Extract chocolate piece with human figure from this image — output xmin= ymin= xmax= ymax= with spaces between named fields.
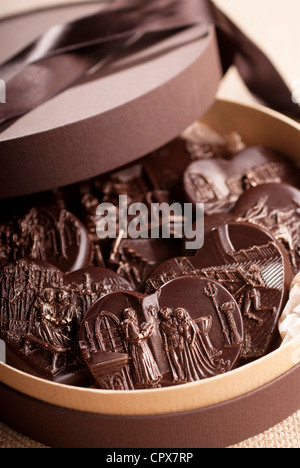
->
xmin=0 ymin=259 xmax=133 ymax=385
xmin=78 ymin=276 xmax=243 ymax=390
xmin=145 ymin=222 xmax=293 ymax=360
xmin=183 ymin=146 xmax=300 ymax=214
xmin=203 ymin=183 xmax=300 ymax=276
xmin=0 ymin=206 xmax=91 ymax=273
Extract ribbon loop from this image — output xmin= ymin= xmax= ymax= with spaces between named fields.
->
xmin=0 ymin=0 xmax=299 ymax=127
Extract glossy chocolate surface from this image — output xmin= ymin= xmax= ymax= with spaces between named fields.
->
xmin=0 ymin=134 xmax=297 ymax=388
xmin=145 ymin=222 xmax=293 ymax=359
xmin=0 ymin=259 xmax=133 ymax=383
xmin=79 ymin=276 xmax=243 ymax=390
xmin=0 ymin=206 xmax=91 ymax=273
xmin=183 ymin=146 xmax=300 ymax=214
xmin=204 ymin=183 xmax=300 ymax=276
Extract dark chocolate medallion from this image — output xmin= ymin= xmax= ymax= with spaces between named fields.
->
xmin=183 ymin=146 xmax=300 ymax=214
xmin=0 ymin=206 xmax=91 ymax=273
xmin=145 ymin=222 xmax=293 ymax=359
xmin=204 ymin=183 xmax=300 ymax=276
xmin=78 ymin=276 xmax=243 ymax=390
xmin=0 ymin=259 xmax=133 ymax=384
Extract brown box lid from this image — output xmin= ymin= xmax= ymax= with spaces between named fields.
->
xmin=0 ymin=3 xmax=222 ymax=198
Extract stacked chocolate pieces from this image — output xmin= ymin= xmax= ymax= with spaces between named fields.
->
xmin=0 ymin=126 xmax=298 ymax=390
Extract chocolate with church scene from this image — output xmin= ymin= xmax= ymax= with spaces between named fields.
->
xmin=0 ymin=124 xmax=298 ymax=388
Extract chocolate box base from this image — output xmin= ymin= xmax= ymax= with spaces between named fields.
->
xmin=0 ymin=99 xmax=300 ymax=448
xmin=1 ymin=364 xmax=300 ymax=449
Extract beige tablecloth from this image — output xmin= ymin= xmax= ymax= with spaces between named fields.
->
xmin=0 ymin=0 xmax=299 ymax=449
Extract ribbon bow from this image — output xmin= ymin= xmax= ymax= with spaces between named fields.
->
xmin=0 ymin=0 xmax=299 ymax=126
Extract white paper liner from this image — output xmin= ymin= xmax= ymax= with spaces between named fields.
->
xmin=279 ymin=273 xmax=300 ymax=346
xmin=181 ymin=121 xmax=246 ymax=155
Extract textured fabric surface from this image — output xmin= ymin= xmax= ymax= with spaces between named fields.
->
xmin=0 ymin=422 xmax=48 ymax=448
xmin=0 ymin=410 xmax=299 ymax=448
xmin=230 ymin=410 xmax=300 ymax=449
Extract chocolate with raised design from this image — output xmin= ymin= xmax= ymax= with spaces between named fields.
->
xmin=203 ymin=183 xmax=300 ymax=276
xmin=0 ymin=259 xmax=133 ymax=384
xmin=145 ymin=222 xmax=293 ymax=360
xmin=0 ymin=206 xmax=91 ymax=273
xmin=108 ymin=237 xmax=182 ymax=290
xmin=78 ymin=276 xmax=243 ymax=390
xmin=183 ymin=146 xmax=300 ymax=214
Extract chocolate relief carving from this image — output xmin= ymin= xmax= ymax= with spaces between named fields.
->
xmin=0 ymin=206 xmax=91 ymax=273
xmin=159 ymin=304 xmax=231 ymax=384
xmin=204 ymin=183 xmax=300 ymax=276
xmin=0 ymin=261 xmax=65 ymax=345
xmin=79 ymin=292 xmax=163 ymax=390
xmin=145 ymin=223 xmax=292 ymax=359
xmin=120 ymin=308 xmax=162 ymax=389
xmin=0 ymin=137 xmax=297 ymax=390
xmin=183 ymin=147 xmax=300 ymax=214
xmin=0 ymin=259 xmax=133 ymax=382
xmin=22 ymin=286 xmax=78 ymax=375
xmin=156 ymin=277 xmax=243 ymax=383
xmin=79 ymin=277 xmax=243 ymax=389
xmin=238 ymin=194 xmax=300 ymax=275
xmin=108 ymin=237 xmax=181 ymax=289
xmin=0 ymin=260 xmax=79 ymax=380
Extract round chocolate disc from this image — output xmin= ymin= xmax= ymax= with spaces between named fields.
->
xmin=183 ymin=146 xmax=300 ymax=214
xmin=145 ymin=222 xmax=293 ymax=360
xmin=78 ymin=276 xmax=243 ymax=390
xmin=204 ymin=183 xmax=300 ymax=276
xmin=0 ymin=206 xmax=91 ymax=273
xmin=0 ymin=259 xmax=133 ymax=384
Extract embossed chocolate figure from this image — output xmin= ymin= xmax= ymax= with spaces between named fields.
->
xmin=20 ymin=208 xmax=47 ymax=260
xmin=219 ymin=303 xmax=242 ymax=347
xmin=183 ymin=147 xmax=300 ymax=214
xmin=120 ymin=308 xmax=162 ymax=389
xmin=56 ymin=289 xmax=78 ymax=335
xmin=203 ymin=282 xmax=242 ymax=348
xmin=204 ymin=184 xmax=300 ymax=275
xmin=79 ymin=278 xmax=243 ymax=389
xmin=145 ymin=223 xmax=292 ymax=359
xmin=81 ymin=193 xmax=106 ymax=268
xmin=236 ymin=265 xmax=275 ymax=324
xmin=159 ymin=307 xmax=184 ymax=383
xmin=22 ymin=287 xmax=77 ymax=373
xmin=0 ymin=206 xmax=91 ymax=273
xmin=173 ymin=307 xmax=229 ymax=382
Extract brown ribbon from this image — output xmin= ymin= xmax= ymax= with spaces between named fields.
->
xmin=0 ymin=0 xmax=299 ymax=126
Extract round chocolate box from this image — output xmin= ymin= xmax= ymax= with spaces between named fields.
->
xmin=0 ymin=2 xmax=300 ymax=449
xmin=0 ymin=99 xmax=299 ymax=449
